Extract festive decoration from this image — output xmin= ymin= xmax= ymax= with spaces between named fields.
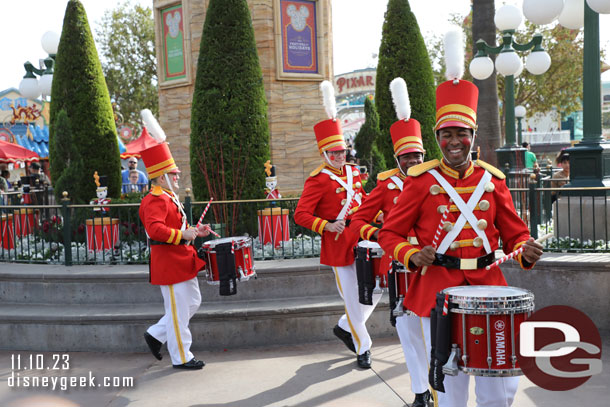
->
xmin=264 ymin=160 xmax=281 ymax=199
xmin=90 ymin=171 xmax=111 ymax=215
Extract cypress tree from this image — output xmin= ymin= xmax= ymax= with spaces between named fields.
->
xmin=52 ymin=109 xmax=84 ymax=201
xmin=355 ymin=97 xmax=386 ymax=192
xmin=376 ymin=0 xmax=441 ymax=164
xmin=190 ymin=0 xmax=270 ymax=232
xmin=49 ymin=0 xmax=121 ymax=203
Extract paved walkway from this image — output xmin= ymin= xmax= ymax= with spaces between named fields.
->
xmin=0 ymin=335 xmax=608 ymax=407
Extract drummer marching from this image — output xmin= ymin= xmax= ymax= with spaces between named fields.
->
xmin=378 ymin=30 xmax=543 ymax=407
xmin=294 ymin=81 xmax=377 ymax=369
xmin=350 ymin=77 xmax=431 ymax=407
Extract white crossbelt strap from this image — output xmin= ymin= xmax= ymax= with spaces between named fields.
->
xmin=163 ymin=190 xmax=188 ymax=231
xmin=428 ymin=169 xmax=492 ymax=255
xmin=390 ymin=175 xmax=404 ymax=191
xmin=321 ymin=166 xmax=362 ymax=220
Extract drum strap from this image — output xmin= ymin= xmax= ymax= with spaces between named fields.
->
xmin=389 ymin=175 xmax=404 ymax=191
xmin=428 ymin=169 xmax=492 ymax=255
xmin=321 ymin=165 xmax=362 ymax=220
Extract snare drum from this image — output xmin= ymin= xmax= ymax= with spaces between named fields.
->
xmin=201 ymin=236 xmax=256 ymax=285
xmin=354 ymin=240 xmax=387 ymax=305
xmin=442 ymin=285 xmax=534 ymax=377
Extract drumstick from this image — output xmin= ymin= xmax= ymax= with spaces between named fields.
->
xmin=196 ymin=197 xmax=214 ymax=228
xmin=485 ymin=233 xmax=553 ymax=270
xmin=421 ymin=201 xmax=452 ymax=276
xmin=335 ymin=193 xmax=356 ymax=241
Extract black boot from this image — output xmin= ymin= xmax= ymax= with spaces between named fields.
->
xmin=143 ymin=332 xmax=162 ymax=360
xmin=411 ymin=390 xmax=431 ymax=407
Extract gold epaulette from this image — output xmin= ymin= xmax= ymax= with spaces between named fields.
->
xmin=150 ymin=185 xmax=164 ymax=196
xmin=476 ymin=159 xmax=506 ymax=180
xmin=377 ymin=168 xmax=400 ymax=181
xmin=407 ymin=159 xmax=440 ymax=177
xmin=309 ymin=163 xmax=325 ymax=177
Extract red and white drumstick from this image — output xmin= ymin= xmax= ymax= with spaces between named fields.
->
xmin=422 ymin=200 xmax=452 ymax=276
xmin=485 ymin=233 xmax=553 ymax=270
xmin=334 ymin=193 xmax=356 ymax=241
xmin=442 ymin=293 xmax=449 ymax=316
xmin=196 ymin=197 xmax=214 ymax=228
xmin=208 ymin=228 xmax=221 ymax=238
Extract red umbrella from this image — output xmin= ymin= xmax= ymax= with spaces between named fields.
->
xmin=120 ymin=127 xmax=159 ymax=159
xmin=0 ymin=139 xmax=39 ymax=164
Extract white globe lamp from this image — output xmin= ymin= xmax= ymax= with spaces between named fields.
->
xmin=558 ymin=0 xmax=585 ymax=29
xmin=495 ymin=5 xmax=524 ymax=31
xmin=587 ymin=0 xmax=610 ymax=14
xmin=19 ymin=77 xmax=40 ymax=100
xmin=469 ymin=56 xmax=495 ymax=80
xmin=41 ymin=31 xmax=60 ymax=55
xmin=39 ymin=73 xmax=54 ymax=97
xmin=526 ymin=50 xmax=552 ymax=75
xmin=515 ymin=105 xmax=527 ymax=119
xmin=523 ymin=0 xmax=565 ymax=24
xmin=495 ymin=51 xmax=523 ymax=76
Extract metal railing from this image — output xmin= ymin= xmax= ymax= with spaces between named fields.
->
xmin=0 ymin=178 xmax=608 ymax=265
xmin=0 ymin=195 xmax=321 ymax=265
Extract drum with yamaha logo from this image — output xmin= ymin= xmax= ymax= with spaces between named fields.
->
xmin=441 ymin=285 xmax=534 ymax=377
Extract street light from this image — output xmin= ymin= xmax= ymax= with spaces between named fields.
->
xmin=18 ymin=31 xmax=60 ymax=100
xmin=522 ymin=0 xmax=610 ymax=191
xmin=515 ymin=105 xmax=527 ymax=145
xmin=469 ymin=4 xmax=551 ymax=168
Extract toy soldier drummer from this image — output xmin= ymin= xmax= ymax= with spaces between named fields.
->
xmin=378 ymin=30 xmax=543 ymax=407
xmin=264 ymin=161 xmax=281 ymax=200
xmin=294 ymin=81 xmax=376 ymax=369
xmin=90 ymin=172 xmax=111 ymax=216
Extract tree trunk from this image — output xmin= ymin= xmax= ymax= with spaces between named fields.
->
xmin=472 ymin=0 xmax=502 ymax=166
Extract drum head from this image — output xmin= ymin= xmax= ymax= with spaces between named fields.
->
xmin=204 ymin=236 xmax=250 ymax=248
xmin=357 ymin=240 xmax=381 ymax=249
xmin=444 ymin=285 xmax=530 ymax=298
xmin=442 ymin=285 xmax=534 ymax=314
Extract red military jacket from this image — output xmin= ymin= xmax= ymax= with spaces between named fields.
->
xmin=351 ymin=168 xmax=419 ymax=282
xmin=351 ymin=168 xmax=406 ymax=241
xmin=139 ymin=185 xmax=206 ymax=285
xmin=378 ymin=159 xmax=534 ymax=317
xmin=294 ymin=163 xmax=366 ymax=267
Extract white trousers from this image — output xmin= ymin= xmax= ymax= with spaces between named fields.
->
xmin=395 ymin=314 xmax=431 ymax=395
xmin=332 ymin=263 xmax=382 ymax=355
xmin=421 ymin=317 xmax=520 ymax=407
xmin=147 ymin=277 xmax=202 ymax=365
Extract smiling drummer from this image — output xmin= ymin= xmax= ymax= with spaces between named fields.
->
xmin=139 ymin=133 xmax=211 ymax=370
xmin=294 ymin=81 xmax=374 ymax=369
xmin=378 ymin=66 xmax=543 ymax=406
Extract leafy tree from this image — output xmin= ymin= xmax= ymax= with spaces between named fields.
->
xmin=190 ymin=0 xmax=270 ymax=235
xmin=50 ymin=0 xmax=122 ymax=203
xmin=96 ymin=0 xmax=158 ymax=125
xmin=428 ymin=7 xmax=586 ymax=162
xmin=354 ymin=97 xmax=386 ymax=192
xmin=375 ymin=0 xmax=441 ymax=166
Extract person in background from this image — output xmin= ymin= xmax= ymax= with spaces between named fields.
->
xmin=30 ymin=162 xmax=51 ymax=186
xmin=551 ymin=149 xmax=570 ymax=203
xmin=123 ymin=169 xmax=148 ymax=193
xmin=522 ymin=142 xmax=537 ymax=169
xmin=122 ymin=157 xmax=148 ymax=188
xmin=1 ymin=170 xmax=12 ymax=189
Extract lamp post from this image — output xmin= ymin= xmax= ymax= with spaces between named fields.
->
xmin=469 ymin=5 xmax=551 ymax=170
xmin=18 ymin=31 xmax=60 ymax=100
xmin=522 ymin=0 xmax=610 ymax=193
xmin=515 ymin=105 xmax=526 ymax=145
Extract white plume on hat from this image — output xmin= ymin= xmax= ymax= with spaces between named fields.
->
xmin=444 ymin=28 xmax=465 ymax=81
xmin=320 ymin=80 xmax=337 ymax=120
xmin=389 ymin=77 xmax=411 ymax=121
xmin=140 ymin=109 xmax=166 ymax=143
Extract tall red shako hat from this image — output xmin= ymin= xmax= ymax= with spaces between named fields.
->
xmin=313 ymin=81 xmax=346 ymax=154
xmin=434 ymin=28 xmax=479 ymax=132
xmin=389 ymin=77 xmax=425 ymax=156
xmin=138 ymin=109 xmax=179 ymax=179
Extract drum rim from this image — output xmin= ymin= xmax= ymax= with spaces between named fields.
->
xmin=202 ymin=236 xmax=252 ymax=249
xmin=443 ymin=285 xmax=534 ymax=314
xmin=459 ymin=366 xmax=523 ymax=377
xmin=357 ymin=240 xmax=382 ymax=249
xmin=443 ymin=285 xmax=533 ymax=298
